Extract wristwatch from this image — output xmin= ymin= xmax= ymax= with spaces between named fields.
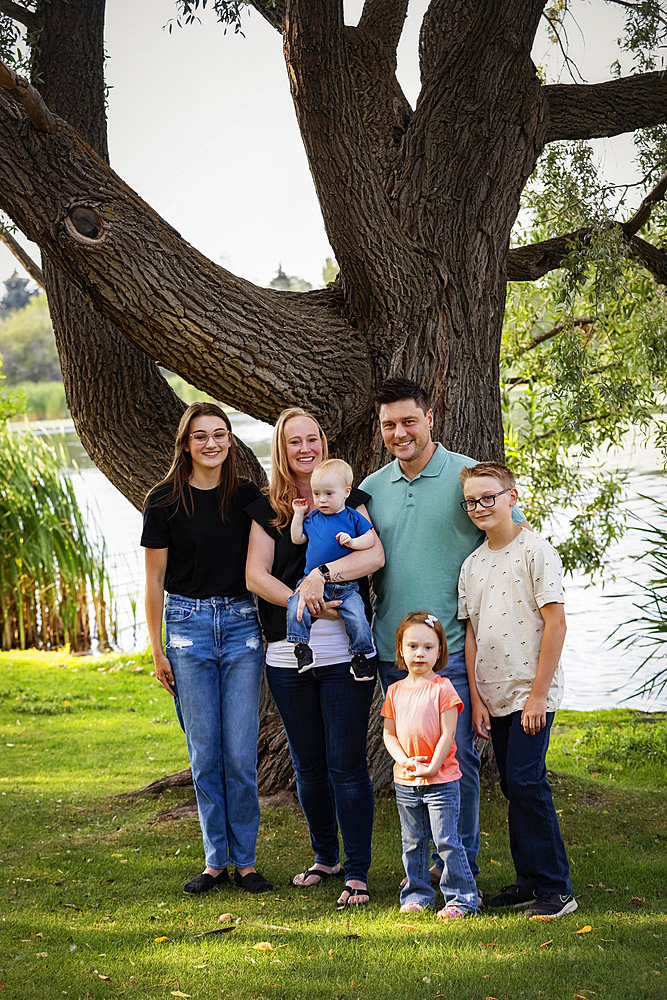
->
xmin=317 ymin=564 xmax=331 ymax=583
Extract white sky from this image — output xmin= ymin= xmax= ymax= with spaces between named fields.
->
xmin=0 ymin=0 xmax=643 ymax=290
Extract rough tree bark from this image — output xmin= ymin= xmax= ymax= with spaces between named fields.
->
xmin=0 ymin=0 xmax=666 ymax=794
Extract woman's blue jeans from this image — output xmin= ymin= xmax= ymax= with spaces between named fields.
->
xmin=395 ymin=779 xmax=478 ymax=911
xmin=165 ymin=594 xmax=263 ymax=870
xmin=266 ymin=660 xmax=375 ymax=882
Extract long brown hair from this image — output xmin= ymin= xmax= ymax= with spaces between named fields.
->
xmin=145 ymin=402 xmax=239 ymax=521
xmin=395 ymin=611 xmax=449 ymax=673
xmin=269 ymin=406 xmax=328 ymax=529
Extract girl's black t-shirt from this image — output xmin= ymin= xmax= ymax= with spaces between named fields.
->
xmin=245 ymin=486 xmax=372 ymax=643
xmin=141 ymin=479 xmax=262 ymax=599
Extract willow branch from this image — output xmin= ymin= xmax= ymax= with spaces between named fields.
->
xmin=0 ymin=223 xmax=43 ymax=286
xmin=522 ymin=315 xmax=596 ymax=353
xmin=246 ymin=0 xmax=284 ymax=31
xmin=544 ymin=71 xmax=667 ymax=143
xmin=358 ymin=0 xmax=409 ymax=52
xmin=0 ymin=1 xmax=37 ymax=30
xmin=621 ymin=170 xmax=667 ymax=236
xmin=284 ymin=0 xmax=427 ymax=326
xmin=0 ymin=61 xmax=54 ymax=132
xmin=509 ymin=170 xmax=667 ymax=283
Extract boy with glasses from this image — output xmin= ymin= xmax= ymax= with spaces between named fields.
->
xmin=458 ymin=461 xmax=577 ymax=919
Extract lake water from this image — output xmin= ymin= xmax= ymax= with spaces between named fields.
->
xmin=14 ymin=413 xmax=667 ymax=712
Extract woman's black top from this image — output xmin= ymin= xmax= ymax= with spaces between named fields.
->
xmin=245 ymin=486 xmax=372 ymax=643
xmin=141 ymin=479 xmax=262 ymax=599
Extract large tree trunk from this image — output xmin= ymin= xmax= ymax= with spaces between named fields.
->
xmin=1 ymin=0 xmax=666 ymax=794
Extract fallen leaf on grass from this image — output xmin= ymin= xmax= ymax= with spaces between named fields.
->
xmin=170 ymin=992 xmax=191 ymax=998
xmin=253 ymin=942 xmax=273 ymax=951
xmin=573 ymin=994 xmax=589 ymax=999
xmin=218 ymin=913 xmax=233 ymax=923
xmin=540 ymin=940 xmax=553 ymax=948
xmin=36 ymin=952 xmax=48 ymax=958
xmin=629 ymin=897 xmax=645 ymax=905
xmin=529 ymin=915 xmax=553 ymax=922
xmin=328 ymin=949 xmax=334 ymax=959
xmin=97 ymin=974 xmax=112 ymax=982
xmin=479 ymin=939 xmax=498 ymax=947
xmin=575 ymin=925 xmax=592 ymax=934
xmin=394 ymin=923 xmax=415 ymax=929
xmin=154 ymin=936 xmax=171 ymax=943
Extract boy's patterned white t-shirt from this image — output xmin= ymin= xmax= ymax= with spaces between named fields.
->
xmin=457 ymin=530 xmax=565 ymax=717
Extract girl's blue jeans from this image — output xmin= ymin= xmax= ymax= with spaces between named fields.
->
xmin=395 ymin=779 xmax=478 ymax=911
xmin=379 ymin=649 xmax=480 ymax=877
xmin=266 ymin=660 xmax=375 ymax=882
xmin=165 ymin=593 xmax=264 ymax=870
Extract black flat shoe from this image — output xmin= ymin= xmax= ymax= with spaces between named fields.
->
xmin=183 ymin=869 xmax=230 ymax=894
xmin=233 ymin=868 xmax=273 ymax=893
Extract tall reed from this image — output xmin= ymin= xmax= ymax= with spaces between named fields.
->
xmin=0 ymin=426 xmax=114 ymax=650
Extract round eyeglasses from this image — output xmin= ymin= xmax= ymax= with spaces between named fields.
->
xmin=189 ymin=430 xmax=230 ymax=444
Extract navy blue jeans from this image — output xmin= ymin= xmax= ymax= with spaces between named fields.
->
xmin=266 ymin=660 xmax=375 ymax=882
xmin=286 ymin=581 xmax=374 ymax=654
xmin=379 ymin=650 xmax=480 ymax=878
xmin=165 ymin=594 xmax=263 ymax=870
xmin=490 ymin=711 xmax=572 ymax=895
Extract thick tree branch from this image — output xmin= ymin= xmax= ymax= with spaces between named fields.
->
xmin=0 ymin=223 xmax=43 ymax=286
xmin=0 ymin=1 xmax=37 ymax=30
xmin=358 ymin=0 xmax=408 ymax=52
xmin=283 ymin=0 xmax=427 ymax=328
xmin=0 ymin=84 xmax=371 ymax=438
xmin=544 ymin=71 xmax=667 ymax=142
xmin=0 ymin=61 xmax=54 ymax=132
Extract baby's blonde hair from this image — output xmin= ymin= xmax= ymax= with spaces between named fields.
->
xmin=311 ymin=458 xmax=353 ymax=489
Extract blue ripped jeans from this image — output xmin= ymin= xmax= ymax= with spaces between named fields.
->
xmin=165 ymin=593 xmax=263 ymax=870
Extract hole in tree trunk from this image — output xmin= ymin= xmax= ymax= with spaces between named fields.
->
xmin=66 ymin=205 xmax=105 ymax=244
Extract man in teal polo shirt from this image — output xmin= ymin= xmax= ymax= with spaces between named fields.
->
xmin=360 ymin=378 xmax=527 ymax=888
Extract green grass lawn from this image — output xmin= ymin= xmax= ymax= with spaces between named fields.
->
xmin=0 ymin=649 xmax=665 ymax=1000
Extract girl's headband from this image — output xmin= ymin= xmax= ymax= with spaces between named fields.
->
xmin=424 ymin=614 xmax=439 ymax=628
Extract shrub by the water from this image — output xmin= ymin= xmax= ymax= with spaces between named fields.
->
xmin=0 ymin=425 xmax=113 ymax=650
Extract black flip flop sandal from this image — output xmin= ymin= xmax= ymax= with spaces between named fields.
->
xmin=292 ymin=865 xmax=342 ymax=888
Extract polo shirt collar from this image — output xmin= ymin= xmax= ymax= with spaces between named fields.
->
xmin=390 ymin=442 xmax=448 ymax=482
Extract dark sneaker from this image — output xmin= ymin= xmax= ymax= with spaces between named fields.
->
xmin=349 ymin=653 xmax=374 ymax=682
xmin=294 ymin=643 xmax=315 ymax=673
xmin=525 ymin=893 xmax=578 ymax=919
xmin=487 ymin=883 xmax=538 ymax=909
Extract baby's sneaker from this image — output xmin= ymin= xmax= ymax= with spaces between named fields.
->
xmin=349 ymin=652 xmax=374 ymax=682
xmin=437 ymin=904 xmax=468 ymax=920
xmin=294 ymin=643 xmax=316 ymax=673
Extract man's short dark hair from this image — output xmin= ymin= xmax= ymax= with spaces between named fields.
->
xmin=374 ymin=377 xmax=431 ymax=413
